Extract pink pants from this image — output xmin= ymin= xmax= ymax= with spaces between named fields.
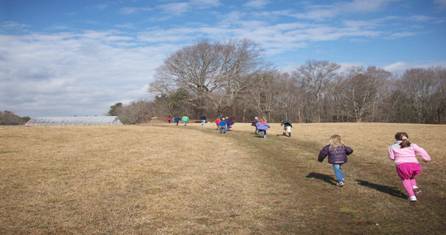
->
xmin=396 ymin=163 xmax=422 ymax=197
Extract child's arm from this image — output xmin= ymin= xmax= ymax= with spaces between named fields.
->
xmin=412 ymin=144 xmax=431 ymax=162
xmin=388 ymin=146 xmax=395 ymax=160
xmin=345 ymin=146 xmax=353 ymax=155
xmin=318 ymin=145 xmax=329 ymax=162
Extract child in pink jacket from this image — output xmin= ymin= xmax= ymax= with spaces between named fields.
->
xmin=388 ymin=132 xmax=431 ymax=202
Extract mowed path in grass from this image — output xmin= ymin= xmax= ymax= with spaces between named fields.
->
xmin=1 ymin=123 xmax=445 ymax=234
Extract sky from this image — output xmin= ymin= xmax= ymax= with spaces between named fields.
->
xmin=1 ymin=0 xmax=446 ymax=116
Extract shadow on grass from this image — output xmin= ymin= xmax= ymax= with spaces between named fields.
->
xmin=306 ymin=172 xmax=337 ymax=185
xmin=356 ymin=179 xmax=407 ymax=199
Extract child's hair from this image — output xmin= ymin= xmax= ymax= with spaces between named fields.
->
xmin=395 ymin=132 xmax=411 ymax=148
xmin=329 ymin=134 xmax=344 ymax=149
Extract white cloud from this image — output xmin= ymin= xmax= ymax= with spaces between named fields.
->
xmin=338 ymin=62 xmax=365 ymax=73
xmin=383 ymin=62 xmax=408 ymax=73
xmin=383 ymin=61 xmax=446 ymax=73
xmin=0 ymin=31 xmax=176 ymax=116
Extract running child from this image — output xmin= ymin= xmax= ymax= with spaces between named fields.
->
xmin=281 ymin=120 xmax=293 ymax=137
xmin=218 ymin=117 xmax=227 ymax=134
xmin=318 ymin=135 xmax=353 ymax=187
xmin=174 ymin=116 xmax=180 ymax=126
xmin=388 ymin=132 xmax=431 ymax=202
xmin=200 ymin=115 xmax=207 ymax=127
xmin=255 ymin=118 xmax=270 ymax=138
xmin=181 ymin=115 xmax=189 ymax=126
xmin=251 ymin=116 xmax=259 ymax=133
xmin=215 ymin=117 xmax=221 ymax=129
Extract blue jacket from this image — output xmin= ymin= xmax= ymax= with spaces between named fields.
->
xmin=219 ymin=120 xmax=227 ymax=127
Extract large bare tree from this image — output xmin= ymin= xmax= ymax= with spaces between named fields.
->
xmin=151 ymin=40 xmax=261 ymax=117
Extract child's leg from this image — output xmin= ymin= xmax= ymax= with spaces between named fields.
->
xmin=397 ymin=163 xmax=421 ymax=196
xmin=410 ymin=178 xmax=417 ymax=188
xmin=332 ymin=164 xmax=345 ymax=182
xmin=402 ymin=179 xmax=415 ymax=197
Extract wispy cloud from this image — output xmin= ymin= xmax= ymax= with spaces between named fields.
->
xmin=119 ymin=6 xmax=152 ymax=15
xmin=134 ymin=17 xmax=382 ymax=55
xmin=93 ymin=3 xmax=109 ymax=10
xmin=434 ymin=0 xmax=446 ymax=9
xmin=120 ymin=0 xmax=220 ymax=15
xmin=0 ymin=21 xmax=29 ymax=32
xmin=159 ymin=2 xmax=190 ymax=15
xmin=384 ymin=61 xmax=446 ymax=73
xmin=386 ymin=31 xmax=417 ymax=39
xmin=244 ymin=0 xmax=270 ymax=9
xmin=294 ymin=0 xmax=398 ymax=20
xmin=190 ymin=0 xmax=220 ymax=7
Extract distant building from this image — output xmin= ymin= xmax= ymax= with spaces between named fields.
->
xmin=25 ymin=116 xmax=122 ymax=126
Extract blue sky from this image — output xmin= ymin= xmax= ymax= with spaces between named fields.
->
xmin=1 ymin=0 xmax=446 ymax=116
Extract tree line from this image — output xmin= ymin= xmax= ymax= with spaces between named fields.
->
xmin=0 ymin=111 xmax=30 ymax=125
xmin=111 ymin=40 xmax=446 ymax=124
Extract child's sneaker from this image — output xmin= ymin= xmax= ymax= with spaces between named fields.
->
xmin=413 ymin=186 xmax=422 ymax=195
xmin=336 ymin=181 xmax=344 ymax=187
xmin=409 ymin=195 xmax=417 ymax=202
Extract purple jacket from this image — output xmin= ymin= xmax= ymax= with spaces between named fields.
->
xmin=256 ymin=122 xmax=270 ymax=131
xmin=318 ymin=145 xmax=353 ymax=164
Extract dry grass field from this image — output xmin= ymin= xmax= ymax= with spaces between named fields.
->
xmin=1 ymin=123 xmax=445 ymax=234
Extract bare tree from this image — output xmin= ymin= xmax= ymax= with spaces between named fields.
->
xmin=151 ymin=40 xmax=261 ymax=118
xmin=244 ymin=72 xmax=277 ymax=120
xmin=293 ymin=60 xmax=340 ymax=122
xmin=339 ymin=74 xmax=378 ymax=121
xmin=432 ymin=68 xmax=446 ymax=123
xmin=118 ymin=101 xmax=154 ymax=124
xmin=335 ymin=67 xmax=389 ymax=122
xmin=397 ymin=68 xmax=445 ymax=123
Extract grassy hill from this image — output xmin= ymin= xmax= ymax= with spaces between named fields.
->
xmin=1 ymin=123 xmax=445 ymax=234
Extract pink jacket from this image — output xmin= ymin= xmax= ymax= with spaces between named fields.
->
xmin=388 ymin=142 xmax=431 ymax=165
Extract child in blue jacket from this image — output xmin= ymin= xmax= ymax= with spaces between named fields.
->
xmin=219 ymin=118 xmax=227 ymax=134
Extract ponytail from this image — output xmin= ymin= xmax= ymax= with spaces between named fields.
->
xmin=395 ymin=132 xmax=411 ymax=148
xmin=400 ymin=139 xmax=411 ymax=148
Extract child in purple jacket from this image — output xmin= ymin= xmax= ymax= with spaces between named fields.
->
xmin=318 ymin=135 xmax=353 ymax=187
xmin=255 ymin=119 xmax=270 ymax=138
